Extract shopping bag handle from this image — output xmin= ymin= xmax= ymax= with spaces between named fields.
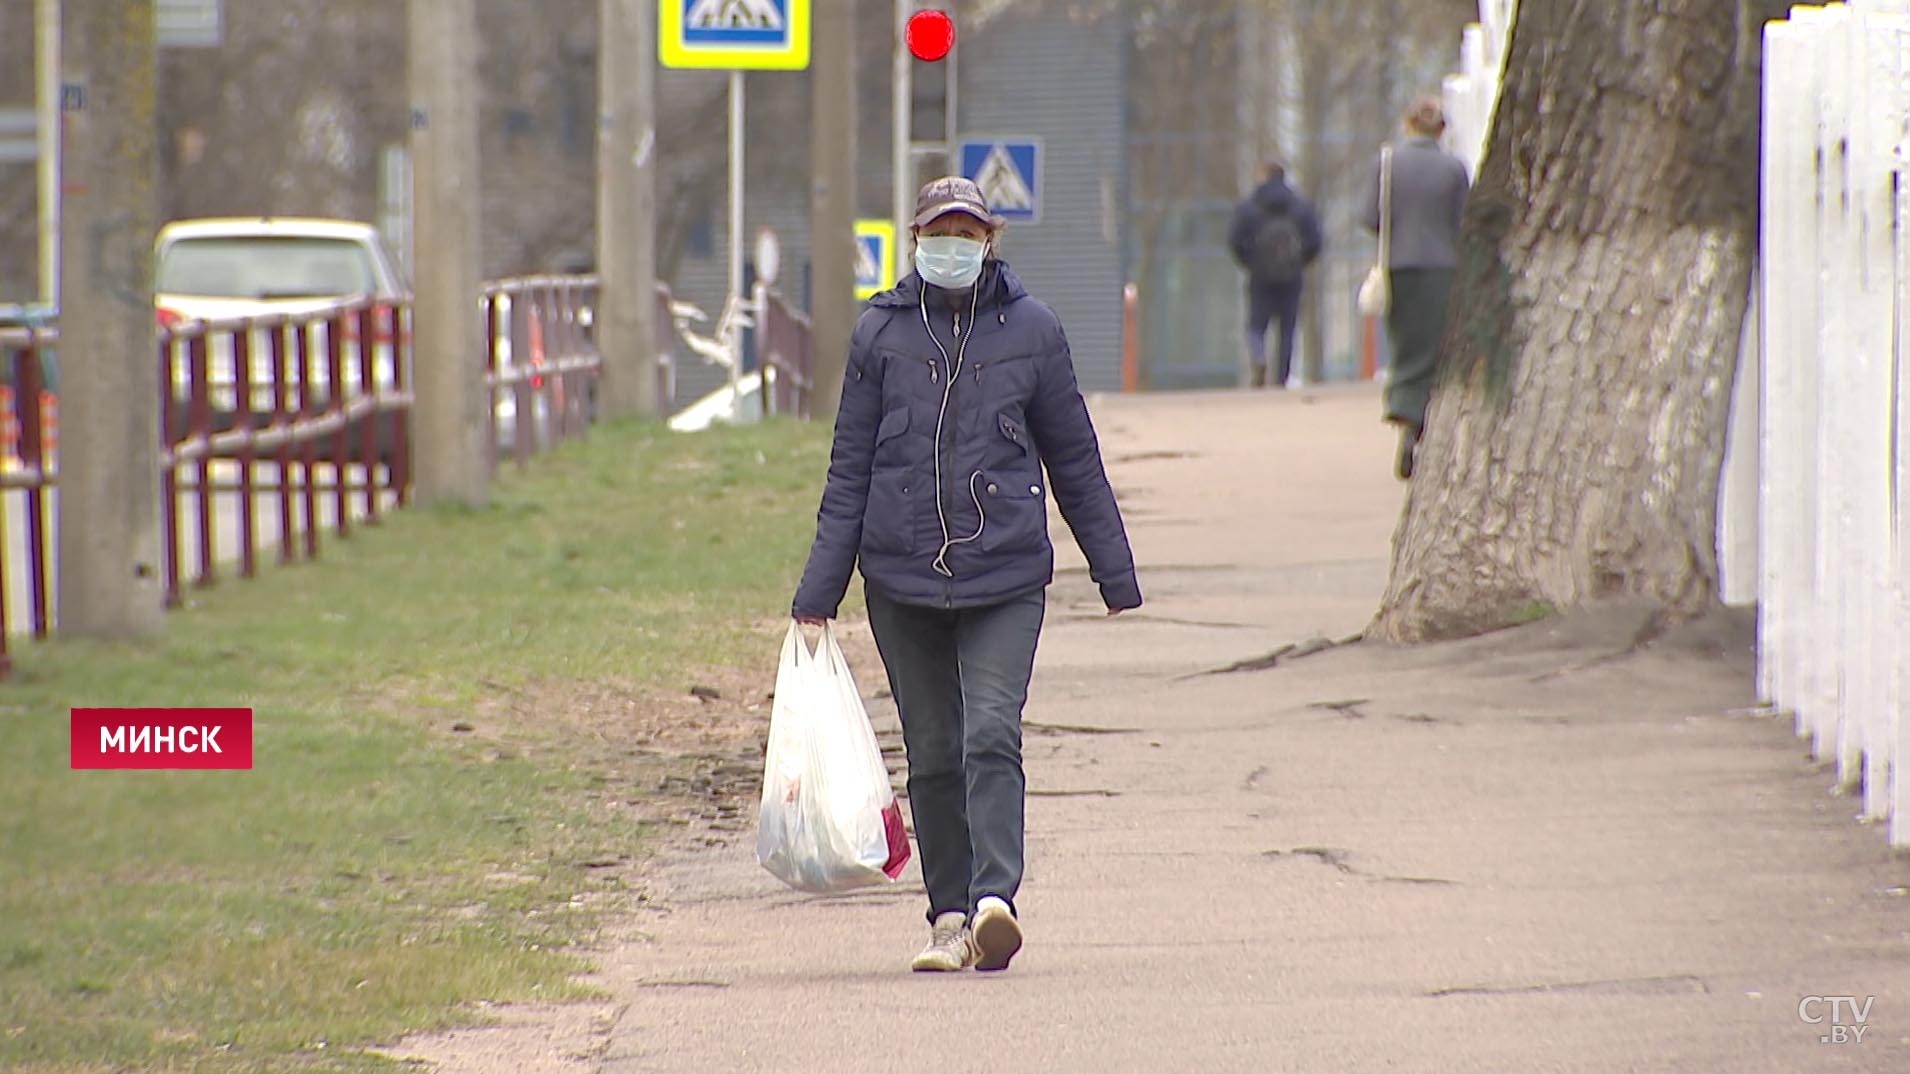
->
xmin=818 ymin=622 xmax=865 ymax=688
xmin=783 ymin=619 xmax=820 ymax=669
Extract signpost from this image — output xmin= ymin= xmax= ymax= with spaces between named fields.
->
xmin=659 ymin=0 xmax=811 ymax=419
xmin=751 ymin=227 xmax=780 ymax=417
xmin=853 ymin=219 xmax=896 ymax=300
xmin=754 ymin=227 xmax=781 ymax=288
xmin=958 ymin=137 xmax=1042 ymax=225
xmin=894 ymin=5 xmax=959 ymax=261
xmin=892 ymin=1 xmax=913 ymax=271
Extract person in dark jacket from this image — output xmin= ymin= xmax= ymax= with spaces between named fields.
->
xmin=1227 ymin=162 xmax=1325 ymax=389
xmin=1360 ymin=96 xmax=1471 ymax=479
xmin=792 ymin=176 xmax=1142 ymax=975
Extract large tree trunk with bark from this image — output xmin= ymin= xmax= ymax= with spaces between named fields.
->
xmin=1369 ymin=0 xmax=1789 ymax=643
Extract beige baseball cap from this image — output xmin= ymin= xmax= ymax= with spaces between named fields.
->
xmin=912 ymin=176 xmax=1003 ymax=229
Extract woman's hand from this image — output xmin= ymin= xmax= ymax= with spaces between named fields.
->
xmin=795 ymin=615 xmax=829 ymax=627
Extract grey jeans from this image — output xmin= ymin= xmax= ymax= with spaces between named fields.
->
xmin=865 ymin=585 xmax=1046 ymax=923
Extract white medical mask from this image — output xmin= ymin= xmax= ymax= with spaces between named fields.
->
xmin=915 ymin=235 xmax=988 ymax=290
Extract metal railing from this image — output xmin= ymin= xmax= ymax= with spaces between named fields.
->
xmin=483 ymin=275 xmax=600 ymax=470
xmin=0 ymin=327 xmax=58 ymax=666
xmin=0 ymin=274 xmax=798 ymax=676
xmin=664 ymin=282 xmax=815 ymax=424
xmin=757 ymin=287 xmax=814 ymax=419
xmin=157 ymin=298 xmax=414 ymax=603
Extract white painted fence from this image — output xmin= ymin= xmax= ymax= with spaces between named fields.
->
xmin=1761 ymin=2 xmax=1910 ymax=844
xmin=1440 ymin=0 xmax=1516 ymax=178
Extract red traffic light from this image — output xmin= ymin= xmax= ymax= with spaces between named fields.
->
xmin=906 ymin=10 xmax=955 ymax=62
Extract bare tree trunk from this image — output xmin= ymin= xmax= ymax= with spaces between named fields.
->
xmin=1370 ymin=0 xmax=1785 ymax=643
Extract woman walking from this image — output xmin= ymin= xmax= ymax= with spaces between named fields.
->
xmin=1361 ymin=96 xmax=1471 ymax=479
xmin=792 ymin=176 xmax=1142 ymax=973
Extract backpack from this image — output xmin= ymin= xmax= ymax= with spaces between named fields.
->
xmin=1249 ymin=208 xmax=1306 ymax=284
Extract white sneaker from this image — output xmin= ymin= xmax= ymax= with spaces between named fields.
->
xmin=911 ymin=912 xmax=973 ymax=973
xmin=970 ymin=897 xmax=1022 ymax=972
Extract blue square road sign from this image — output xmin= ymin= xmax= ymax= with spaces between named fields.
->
xmin=958 ymin=138 xmax=1041 ymax=225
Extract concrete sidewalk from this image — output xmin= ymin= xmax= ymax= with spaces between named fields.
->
xmin=413 ymin=385 xmax=1910 ymax=1072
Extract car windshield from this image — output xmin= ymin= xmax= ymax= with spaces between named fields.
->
xmin=157 ymin=236 xmax=379 ymax=299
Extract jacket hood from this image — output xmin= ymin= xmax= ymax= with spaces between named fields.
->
xmin=1252 ymin=180 xmax=1296 ymax=212
xmin=867 ymin=259 xmax=1031 ymax=313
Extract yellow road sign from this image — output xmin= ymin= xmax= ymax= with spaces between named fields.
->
xmin=854 ymin=219 xmax=897 ymax=300
xmin=660 ymin=0 xmax=812 ymax=71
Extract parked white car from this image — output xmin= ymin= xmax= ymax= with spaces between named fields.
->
xmin=155 ymin=217 xmax=411 ymax=458
xmin=154 ymin=217 xmax=551 ymax=457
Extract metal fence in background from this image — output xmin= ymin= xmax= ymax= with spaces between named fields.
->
xmin=157 ymin=297 xmax=415 ymax=603
xmin=757 ymin=286 xmax=814 ymax=419
xmin=483 ymin=276 xmax=602 ymax=470
xmin=0 ymin=275 xmax=749 ymax=677
xmin=0 ymin=328 xmax=57 ymax=668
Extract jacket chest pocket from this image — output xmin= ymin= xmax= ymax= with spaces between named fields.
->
xmin=878 ymin=347 xmax=949 ymax=407
xmin=970 ymin=352 xmax=1038 ymax=404
xmin=993 ymin=411 xmax=1036 ymax=465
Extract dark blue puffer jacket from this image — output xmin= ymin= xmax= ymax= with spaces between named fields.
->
xmin=792 ymin=261 xmax=1142 ymax=618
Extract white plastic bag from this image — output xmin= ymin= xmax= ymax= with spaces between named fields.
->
xmin=756 ymin=622 xmax=911 ymax=893
xmin=1357 ymin=264 xmax=1390 ymax=318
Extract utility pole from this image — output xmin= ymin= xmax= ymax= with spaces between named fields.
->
xmin=408 ymin=0 xmax=488 ymax=506
xmin=57 ymin=0 xmax=165 ymax=638
xmin=596 ymin=0 xmax=662 ymax=419
xmin=808 ymin=0 xmax=857 ymax=420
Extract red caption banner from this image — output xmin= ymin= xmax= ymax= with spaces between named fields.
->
xmin=70 ymin=708 xmax=255 ymax=770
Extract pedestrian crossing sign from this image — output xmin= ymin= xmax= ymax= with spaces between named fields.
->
xmin=854 ymin=219 xmax=896 ymax=301
xmin=958 ymin=138 xmax=1041 ymax=225
xmin=660 ymin=0 xmax=811 ymax=70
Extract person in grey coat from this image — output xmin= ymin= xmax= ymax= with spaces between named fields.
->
xmin=793 ymin=176 xmax=1142 ymax=975
xmin=1361 ymin=96 xmax=1470 ymax=479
